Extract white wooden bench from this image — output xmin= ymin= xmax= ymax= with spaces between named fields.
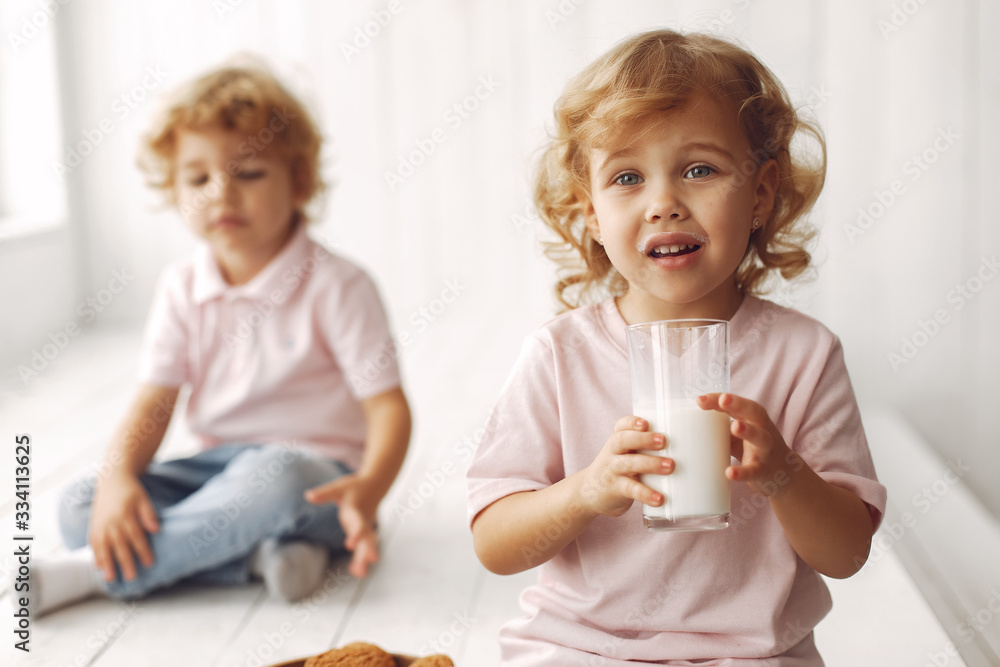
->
xmin=0 ymin=328 xmax=984 ymax=666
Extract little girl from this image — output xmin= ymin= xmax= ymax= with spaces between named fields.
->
xmin=467 ymin=30 xmax=886 ymax=665
xmin=29 ymin=63 xmax=411 ymax=615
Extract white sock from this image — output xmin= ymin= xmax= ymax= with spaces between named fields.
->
xmin=22 ymin=547 xmax=106 ymax=617
xmin=250 ymin=538 xmax=329 ymax=602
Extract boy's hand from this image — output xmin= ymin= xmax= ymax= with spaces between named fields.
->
xmin=305 ymin=475 xmax=379 ymax=578
xmin=89 ymin=472 xmax=160 ymax=583
xmin=576 ymin=415 xmax=673 ymax=517
xmin=696 ymin=393 xmax=795 ymax=497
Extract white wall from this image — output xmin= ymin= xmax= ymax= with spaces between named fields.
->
xmin=3 ymin=1 xmax=997 ymax=512
xmin=818 ymin=0 xmax=1000 ymax=519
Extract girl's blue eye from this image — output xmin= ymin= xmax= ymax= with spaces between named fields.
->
xmin=615 ymin=173 xmax=643 ymax=186
xmin=238 ymin=170 xmax=265 ymax=180
xmin=188 ymin=175 xmax=208 ymax=186
xmin=685 ymin=165 xmax=713 ymax=179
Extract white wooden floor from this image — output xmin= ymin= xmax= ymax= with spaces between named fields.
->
xmin=0 ymin=324 xmax=965 ymax=666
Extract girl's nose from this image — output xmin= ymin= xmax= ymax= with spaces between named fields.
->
xmin=645 ymin=182 xmax=687 ymax=222
xmin=210 ymin=171 xmax=240 ymax=205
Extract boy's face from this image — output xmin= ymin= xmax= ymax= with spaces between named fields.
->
xmin=174 ymin=126 xmax=303 ymax=276
xmin=585 ymin=93 xmax=777 ymax=322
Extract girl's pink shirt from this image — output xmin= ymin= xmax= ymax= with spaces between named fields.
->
xmin=467 ymin=296 xmax=886 ymax=666
xmin=137 ymin=223 xmax=401 ymax=469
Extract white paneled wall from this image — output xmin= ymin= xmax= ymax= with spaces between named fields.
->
xmin=8 ymin=0 xmax=999 ymax=525
xmin=819 ymin=0 xmax=999 ymax=517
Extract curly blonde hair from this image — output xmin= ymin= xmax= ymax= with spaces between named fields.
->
xmin=138 ymin=61 xmax=325 ymax=220
xmin=535 ymin=29 xmax=826 ymax=309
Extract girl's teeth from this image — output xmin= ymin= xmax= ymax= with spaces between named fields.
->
xmin=653 ymin=244 xmax=694 ymax=255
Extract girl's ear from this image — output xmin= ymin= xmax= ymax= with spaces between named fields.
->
xmin=752 ymin=159 xmax=779 ymax=222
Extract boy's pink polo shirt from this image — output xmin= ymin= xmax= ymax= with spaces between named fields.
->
xmin=138 ymin=223 xmax=401 ymax=469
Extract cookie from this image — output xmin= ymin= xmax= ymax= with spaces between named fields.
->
xmin=303 ymin=642 xmax=397 ymax=667
xmin=409 ymin=656 xmax=454 ymax=667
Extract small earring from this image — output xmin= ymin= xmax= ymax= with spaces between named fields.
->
xmin=596 ymin=232 xmax=604 ymax=246
xmin=751 ymin=217 xmax=762 ymax=231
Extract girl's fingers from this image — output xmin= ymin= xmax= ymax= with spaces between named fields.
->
xmin=698 ymin=393 xmax=768 ymax=425
xmin=612 ymin=429 xmax=665 ymax=455
xmin=587 ymin=415 xmax=678 ymax=515
xmin=610 ymin=453 xmax=673 ymax=477
xmin=696 ymin=393 xmax=723 ymax=411
xmin=620 ymin=476 xmax=663 ymax=506
xmin=729 ymin=415 xmax=744 ymax=436
xmin=729 ymin=432 xmax=745 ymax=461
xmin=730 ymin=418 xmax=766 ymax=446
xmin=613 ymin=415 xmax=648 ymax=433
xmin=726 ymin=461 xmax=764 ymax=483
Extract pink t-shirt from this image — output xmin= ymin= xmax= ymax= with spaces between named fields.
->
xmin=467 ymin=296 xmax=886 ymax=666
xmin=138 ymin=223 xmax=401 ymax=469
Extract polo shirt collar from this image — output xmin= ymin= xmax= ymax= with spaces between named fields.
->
xmin=191 ymin=222 xmax=313 ymax=304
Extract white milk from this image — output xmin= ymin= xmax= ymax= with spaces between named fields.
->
xmin=635 ymin=403 xmax=731 ymax=523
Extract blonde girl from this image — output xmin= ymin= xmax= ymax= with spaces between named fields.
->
xmin=468 ymin=30 xmax=885 ymax=666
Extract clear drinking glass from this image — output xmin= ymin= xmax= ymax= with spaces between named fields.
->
xmin=626 ymin=319 xmax=731 ymax=531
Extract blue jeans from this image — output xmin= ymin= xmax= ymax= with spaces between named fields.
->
xmin=58 ymin=444 xmax=350 ymax=599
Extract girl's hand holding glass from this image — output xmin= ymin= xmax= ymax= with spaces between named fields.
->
xmin=697 ymin=392 xmax=800 ymax=496
xmin=577 ymin=415 xmax=674 ymax=517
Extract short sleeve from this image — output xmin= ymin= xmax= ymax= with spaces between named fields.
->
xmin=137 ymin=267 xmax=190 ymax=387
xmin=793 ymin=336 xmax=887 ymax=530
xmin=466 ymin=335 xmax=565 ymax=527
xmin=321 ymin=268 xmax=401 ymax=401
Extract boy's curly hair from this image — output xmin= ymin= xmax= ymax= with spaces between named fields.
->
xmin=138 ymin=60 xmax=325 ymax=218
xmin=535 ymin=29 xmax=826 ymax=309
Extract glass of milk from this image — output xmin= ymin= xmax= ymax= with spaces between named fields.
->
xmin=626 ymin=319 xmax=731 ymax=531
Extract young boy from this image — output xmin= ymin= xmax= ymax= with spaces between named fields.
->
xmin=30 ymin=63 xmax=411 ymax=615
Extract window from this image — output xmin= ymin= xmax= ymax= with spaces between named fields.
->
xmin=0 ymin=0 xmax=66 ymax=237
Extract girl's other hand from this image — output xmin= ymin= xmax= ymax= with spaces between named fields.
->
xmin=577 ymin=415 xmax=673 ymax=517
xmin=696 ymin=393 xmax=798 ymax=497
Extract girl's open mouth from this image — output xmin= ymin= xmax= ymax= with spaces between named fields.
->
xmin=638 ymin=232 xmax=709 ymax=259
xmin=649 ymin=244 xmax=701 ymax=258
